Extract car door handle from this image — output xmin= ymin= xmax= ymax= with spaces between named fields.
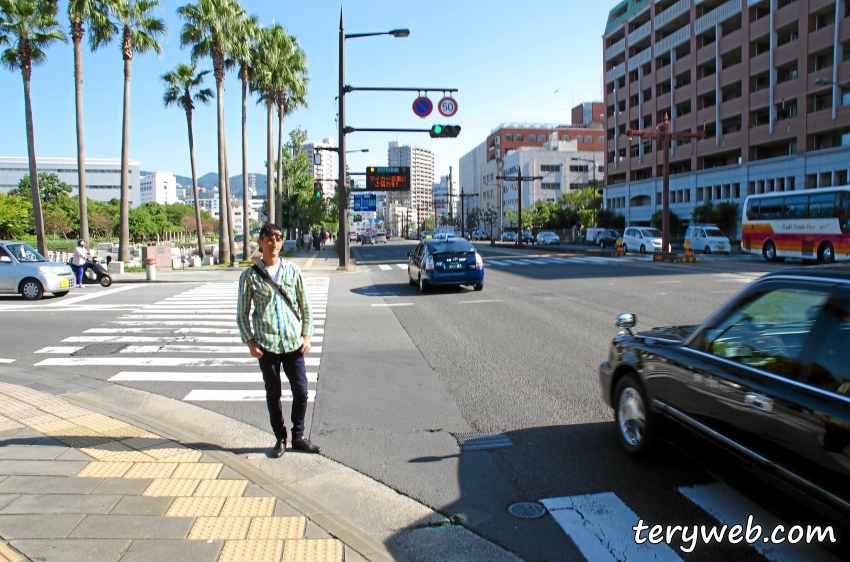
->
xmin=744 ymin=392 xmax=774 ymax=413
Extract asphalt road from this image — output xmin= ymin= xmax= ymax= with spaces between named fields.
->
xmin=0 ymin=245 xmax=842 ymax=562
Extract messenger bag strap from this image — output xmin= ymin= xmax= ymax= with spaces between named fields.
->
xmin=251 ymin=263 xmax=301 ymax=321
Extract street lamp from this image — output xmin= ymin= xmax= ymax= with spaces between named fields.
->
xmin=338 ymin=9 xmax=408 ymax=270
xmin=571 ymin=156 xmax=599 ymax=232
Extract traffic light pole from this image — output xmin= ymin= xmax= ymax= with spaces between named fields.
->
xmin=496 ymin=168 xmax=542 ymax=248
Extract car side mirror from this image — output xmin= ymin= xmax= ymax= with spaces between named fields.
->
xmin=617 ymin=313 xmax=637 ymax=329
xmin=0 ymin=256 xmax=11 ymax=263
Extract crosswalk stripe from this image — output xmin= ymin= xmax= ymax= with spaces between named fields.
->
xmin=379 ymin=265 xmax=393 ymax=271
xmin=109 ymin=320 xmax=237 ymax=327
xmin=35 ymin=357 xmax=321 ymax=367
xmin=127 ymin=314 xmax=237 ymax=319
xmin=500 ymin=260 xmax=530 ymax=266
xmin=86 ymin=328 xmax=239 ymax=334
xmin=109 ymin=371 xmax=318 ymax=383
xmin=541 ymin=493 xmax=683 ymax=561
xmin=183 ymin=389 xmax=316 ymax=402
xmin=63 ymin=336 xmax=243 ymax=344
xmin=396 ymin=264 xmax=407 ymax=270
xmin=487 ymin=261 xmax=508 ymax=266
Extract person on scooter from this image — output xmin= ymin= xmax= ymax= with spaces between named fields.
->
xmin=71 ymin=240 xmax=93 ymax=288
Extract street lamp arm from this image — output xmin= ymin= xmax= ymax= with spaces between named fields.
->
xmin=347 ymin=86 xmax=459 ymax=93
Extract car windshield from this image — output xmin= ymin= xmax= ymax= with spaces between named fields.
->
xmin=705 ymin=228 xmax=725 ymax=237
xmin=5 ymin=243 xmax=46 ymax=263
xmin=642 ymin=229 xmax=662 ymax=238
xmin=426 ymin=240 xmax=475 ymax=254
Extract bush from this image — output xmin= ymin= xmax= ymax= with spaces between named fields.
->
xmin=650 ymin=210 xmax=685 ymax=237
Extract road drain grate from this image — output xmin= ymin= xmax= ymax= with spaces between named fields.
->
xmin=71 ymin=344 xmax=130 ymax=356
xmin=452 ymin=430 xmax=513 ymax=451
xmin=508 ymin=502 xmax=547 ymax=519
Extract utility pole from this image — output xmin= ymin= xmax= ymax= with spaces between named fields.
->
xmin=448 ymin=166 xmax=453 ymax=223
xmin=458 ymin=186 xmax=476 ymax=237
xmin=497 ymin=166 xmax=542 ymax=248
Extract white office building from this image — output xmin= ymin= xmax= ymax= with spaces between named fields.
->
xmin=139 ymin=172 xmax=177 ymax=206
xmin=432 ymin=174 xmax=460 ymax=222
xmin=304 ymin=138 xmax=338 ymax=199
xmin=387 ymin=141 xmax=434 ymax=235
xmin=0 ymin=156 xmax=140 ymax=205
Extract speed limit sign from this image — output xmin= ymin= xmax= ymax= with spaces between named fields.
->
xmin=438 ymin=97 xmax=458 ymax=117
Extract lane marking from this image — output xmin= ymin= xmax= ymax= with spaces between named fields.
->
xmin=458 ymin=300 xmax=502 ymax=304
xmin=184 ymin=389 xmax=315 ymax=402
xmin=44 ymin=284 xmax=142 ymax=306
xmin=110 ymin=371 xmax=318 ymax=383
xmin=0 ymin=358 xmax=15 ymax=363
xmin=371 ymin=303 xmax=414 ymax=307
xmin=396 ymin=264 xmax=407 ymax=270
xmin=127 ymin=314 xmax=236 ymax=319
xmin=86 ymin=327 xmax=240 ymax=334
xmin=35 ymin=347 xmax=84 ymax=354
xmin=109 ymin=320 xmax=237 ymax=326
xmin=379 ymin=265 xmax=393 ymax=271
xmin=36 ymin=357 xmax=320 ymax=367
xmin=500 ymin=260 xmax=531 ymax=266
xmin=541 ymin=492 xmax=683 ymax=562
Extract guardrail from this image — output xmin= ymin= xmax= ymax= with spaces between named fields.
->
xmin=630 ymin=20 xmax=652 ymax=43
xmin=628 ymin=47 xmax=652 ymax=71
xmin=655 ymin=25 xmax=691 ymax=55
xmin=605 ymin=62 xmax=626 ymax=84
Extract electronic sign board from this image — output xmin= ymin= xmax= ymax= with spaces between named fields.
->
xmin=365 ymin=166 xmax=410 ymax=192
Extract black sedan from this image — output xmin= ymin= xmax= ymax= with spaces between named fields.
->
xmin=597 ymin=229 xmax=622 ymax=249
xmin=599 ymin=268 xmax=850 ymax=531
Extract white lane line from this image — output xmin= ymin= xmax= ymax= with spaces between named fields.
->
xmin=458 ymin=300 xmax=503 ymax=304
xmin=510 ymin=259 xmax=539 ymax=265
xmin=63 ymin=336 xmax=244 ymax=344
xmin=110 ymin=371 xmax=318 ymax=383
xmin=35 ymin=347 xmax=84 ymax=354
xmin=44 ymin=285 xmax=142 ymax=306
xmin=679 ymin=483 xmax=841 ymax=562
xmin=0 ymin=358 xmax=15 ymax=363
xmin=541 ymin=493 xmax=683 ymax=562
xmin=128 ymin=314 xmax=236 ymax=319
xmin=396 ymin=264 xmax=407 ymax=270
xmin=371 ymin=303 xmax=414 ymax=307
xmin=183 ymin=389 xmax=315 ymax=402
xmin=379 ymin=265 xmax=393 ymax=271
xmin=86 ymin=327 xmax=240 ymax=334
xmin=36 ymin=357 xmax=321 ymax=367
xmin=533 ymin=259 xmax=561 ymax=264
xmin=546 ymin=257 xmax=572 ymax=263
xmin=109 ymin=321 xmax=237 ymax=327
xmin=487 ymin=261 xmax=508 ymax=266
xmin=500 ymin=260 xmax=530 ymax=266
xmin=115 ymin=345 xmax=322 ymax=354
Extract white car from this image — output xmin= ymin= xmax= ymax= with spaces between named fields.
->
xmin=0 ymin=241 xmax=76 ymax=300
xmin=622 ymin=227 xmax=663 ymax=254
xmin=685 ymin=225 xmax=730 ymax=254
xmin=536 ymin=232 xmax=561 ymax=245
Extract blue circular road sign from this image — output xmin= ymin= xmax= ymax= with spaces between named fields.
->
xmin=412 ymin=96 xmax=433 ymax=118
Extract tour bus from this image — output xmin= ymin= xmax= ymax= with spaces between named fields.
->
xmin=741 ymin=186 xmax=850 ymax=263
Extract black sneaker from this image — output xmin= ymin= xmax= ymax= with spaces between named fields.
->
xmin=269 ymin=439 xmax=285 ymax=458
xmin=291 ymin=437 xmax=321 ymax=454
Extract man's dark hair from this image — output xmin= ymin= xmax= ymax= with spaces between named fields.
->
xmin=258 ymin=223 xmax=282 ymax=239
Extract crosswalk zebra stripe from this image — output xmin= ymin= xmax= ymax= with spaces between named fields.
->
xmin=108 ymin=320 xmax=237 ymax=327
xmin=396 ymin=264 xmax=407 ymax=270
xmin=499 ymin=260 xmax=531 ymax=266
xmin=379 ymin=265 xmax=393 ymax=271
xmin=62 ymin=334 xmax=324 ymax=344
xmin=109 ymin=371 xmax=318 ymax=383
xmin=35 ymin=357 xmax=321 ymax=367
xmin=183 ymin=389 xmax=316 ymax=402
xmin=86 ymin=328 xmax=239 ymax=334
xmin=35 ymin=344 xmax=322 ymax=355
xmin=541 ymin=493 xmax=683 ymax=562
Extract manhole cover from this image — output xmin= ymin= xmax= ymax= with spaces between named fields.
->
xmin=508 ymin=502 xmax=547 ymax=519
xmin=71 ymin=344 xmax=130 ymax=356
xmin=452 ymin=431 xmax=513 ymax=451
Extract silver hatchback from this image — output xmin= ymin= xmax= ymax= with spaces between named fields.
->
xmin=0 ymin=241 xmax=76 ymax=300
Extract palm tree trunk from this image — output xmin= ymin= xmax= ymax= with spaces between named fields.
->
xmin=215 ymin=78 xmax=229 ymax=264
xmin=187 ymin=109 xmax=204 ymax=258
xmin=241 ymin=72 xmax=249 ymax=259
xmin=275 ymin=102 xmax=284 ymax=231
xmin=72 ymin=22 xmax=89 ymax=246
xmin=118 ymin=56 xmax=132 ymax=263
xmin=223 ymin=138 xmax=236 ymax=264
xmin=22 ymin=66 xmax=46 ymax=257
xmin=266 ymin=99 xmax=274 ymax=224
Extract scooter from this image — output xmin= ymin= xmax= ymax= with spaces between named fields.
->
xmin=71 ymin=256 xmax=113 ymax=287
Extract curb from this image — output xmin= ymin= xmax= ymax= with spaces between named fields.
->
xmin=0 ymin=542 xmax=26 ymax=562
xmin=62 ymin=392 xmax=408 ymax=562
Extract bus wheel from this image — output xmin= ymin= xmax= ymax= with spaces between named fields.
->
xmin=763 ymin=241 xmax=778 ymax=262
xmin=818 ymin=242 xmax=836 ymax=264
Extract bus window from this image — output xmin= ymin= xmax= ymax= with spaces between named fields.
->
xmin=762 ymin=196 xmax=784 ymax=220
xmin=746 ymin=199 xmax=760 ymax=220
xmin=784 ymin=195 xmax=808 ymax=219
xmin=840 ymin=193 xmax=850 ymax=234
xmin=809 ymin=193 xmax=837 ymax=219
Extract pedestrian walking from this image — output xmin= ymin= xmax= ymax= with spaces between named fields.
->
xmin=237 ymin=224 xmax=320 ymax=458
xmin=302 ymin=231 xmax=311 ymax=253
xmin=71 ymin=239 xmax=93 ymax=287
xmin=313 ymin=231 xmax=321 ymax=253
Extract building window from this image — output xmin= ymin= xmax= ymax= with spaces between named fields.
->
xmin=576 ymin=136 xmax=584 ymax=142
xmin=598 ymin=136 xmax=604 ymax=143
xmin=529 ymin=134 xmax=537 ymax=141
xmin=505 ymin=134 xmax=512 ymax=141
xmin=540 ymin=164 xmax=561 ymax=172
xmin=541 ymin=182 xmax=559 ymax=190
xmin=569 ymin=165 xmax=589 ymax=172
xmin=516 ymin=134 xmax=523 ymax=141
xmin=562 ymin=135 xmax=571 ymax=141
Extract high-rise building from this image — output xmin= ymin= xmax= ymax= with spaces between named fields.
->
xmin=139 ymin=172 xmax=177 ymax=206
xmin=304 ymin=138 xmax=338 ymax=199
xmin=387 ymin=142 xmax=434 ymax=233
xmin=602 ymin=0 xmax=850 ymax=233
xmin=433 ymin=173 xmax=459 ymax=222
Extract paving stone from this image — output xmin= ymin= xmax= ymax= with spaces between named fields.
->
xmin=0 ymin=476 xmax=102 ymax=494
xmin=119 ymin=539 xmax=223 ymax=562
xmin=56 ymin=448 xmax=96 ymax=461
xmin=70 ymin=515 xmax=195 ymax=539
xmin=216 ymin=466 xmax=247 ymax=481
xmin=10 ymin=538 xmax=131 ymax=562
xmin=37 ymin=436 xmax=70 ymax=447
xmin=0 ymin=494 xmax=19 ymax=511
xmin=273 ymin=501 xmax=302 ymax=517
xmin=0 ymin=460 xmax=88 ymax=476
xmin=282 ymin=539 xmax=343 ymax=562
xmin=110 ymin=496 xmax=173 ymax=516
xmin=0 ymin=445 xmax=69 ymax=460
xmin=243 ymin=483 xmax=273 ymax=497
xmin=0 ymin=476 xmax=6 ymax=484
xmin=0 ymin=514 xmax=85 ymax=538
xmin=91 ymin=478 xmax=152 ymax=496
xmin=187 ymin=516 xmax=250 ymax=540
xmin=1 ymin=493 xmax=121 ymax=515
xmin=305 ymin=519 xmax=333 ymax=540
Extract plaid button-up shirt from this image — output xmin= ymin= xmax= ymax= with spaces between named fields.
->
xmin=237 ymin=259 xmax=314 ymax=354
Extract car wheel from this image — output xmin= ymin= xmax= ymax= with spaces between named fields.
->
xmin=818 ymin=242 xmax=836 ymax=264
xmin=599 ymin=241 xmax=605 ymax=249
xmin=622 ymin=244 xmax=628 ymax=253
xmin=418 ymin=274 xmax=429 ymax=294
xmin=100 ymin=276 xmax=113 ymax=287
xmin=19 ymin=278 xmax=43 ymax=301
xmin=639 ymin=244 xmax=646 ymax=254
xmin=473 ymin=283 xmax=483 ymax=291
xmin=408 ymin=267 xmax=415 ymax=285
xmin=704 ymin=246 xmax=711 ymax=255
xmin=763 ymin=240 xmax=778 ymax=262
xmin=614 ymin=374 xmax=653 ymax=458
xmin=53 ymin=291 xmax=70 ymax=298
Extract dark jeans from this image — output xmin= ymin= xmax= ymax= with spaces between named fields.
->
xmin=257 ymin=349 xmax=308 ymax=442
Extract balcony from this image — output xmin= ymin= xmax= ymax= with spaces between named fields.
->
xmin=655 ymin=0 xmax=690 ymax=31
xmin=628 ymin=47 xmax=653 ymax=71
xmin=808 ymin=26 xmax=835 ymax=54
xmin=630 ymin=20 xmax=652 ymax=44
xmin=655 ymin=25 xmax=692 ymax=56
xmin=694 ymin=0 xmax=742 ymax=35
xmin=606 ymin=38 xmax=626 ymax=61
xmin=606 ymin=62 xmax=626 ymax=84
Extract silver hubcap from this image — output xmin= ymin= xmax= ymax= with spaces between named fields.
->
xmin=22 ymin=282 xmax=39 ymax=299
xmin=824 ymin=246 xmax=833 ymax=262
xmin=618 ymin=387 xmax=645 ymax=446
xmin=419 ymin=276 xmax=424 ymax=291
xmin=766 ymin=245 xmax=774 ymax=259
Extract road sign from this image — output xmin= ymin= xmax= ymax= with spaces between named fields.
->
xmin=438 ymin=96 xmax=458 ymax=117
xmin=353 ymin=192 xmax=377 ymax=212
xmin=365 ymin=166 xmax=411 ymax=191
xmin=412 ymin=97 xmax=433 ymax=118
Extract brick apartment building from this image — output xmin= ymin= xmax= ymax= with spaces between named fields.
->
xmin=602 ymin=0 xmax=850 ymax=233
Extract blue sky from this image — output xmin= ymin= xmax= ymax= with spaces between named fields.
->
xmin=0 ymin=0 xmax=612 ymax=185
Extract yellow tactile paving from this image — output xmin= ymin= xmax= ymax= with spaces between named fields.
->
xmin=142 ymin=479 xmax=201 ymax=497
xmin=76 ymin=461 xmax=134 ymax=478
xmin=220 ymin=497 xmax=276 ymax=518
xmin=123 ymin=462 xmax=178 ymax=479
xmin=220 ymin=540 xmax=284 ymax=562
xmin=80 ymin=442 xmax=156 ymax=463
xmin=247 ymin=517 xmax=305 ymax=540
xmin=165 ymin=496 xmax=225 ymax=517
xmin=3 ymin=408 xmax=45 ymax=422
xmin=53 ymin=407 xmax=97 ymax=419
xmin=15 ymin=413 xmax=59 ymax=426
xmin=32 ymin=419 xmax=99 ymax=437
xmin=193 ymin=479 xmax=248 ymax=498
xmin=187 ymin=517 xmax=250 ymax=540
xmin=282 ymin=539 xmax=344 ymax=562
xmin=149 ymin=450 xmax=204 ymax=463
xmin=69 ymin=413 xmax=149 ymax=438
xmin=172 ymin=462 xmax=223 ymax=480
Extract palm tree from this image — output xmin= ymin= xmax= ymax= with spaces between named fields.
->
xmin=249 ymin=27 xmax=276 ymax=226
xmin=98 ymin=0 xmax=167 ymax=263
xmin=162 ymin=63 xmax=212 ymax=260
xmin=0 ymin=0 xmax=67 ymax=257
xmin=227 ymin=11 xmax=258 ymax=260
xmin=67 ymin=0 xmax=109 ymax=247
xmin=178 ymin=0 xmax=243 ymax=265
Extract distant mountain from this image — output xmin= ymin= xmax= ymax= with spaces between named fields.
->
xmin=141 ymin=171 xmax=268 ymax=196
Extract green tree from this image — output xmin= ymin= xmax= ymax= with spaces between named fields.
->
xmin=100 ymin=0 xmax=167 ymax=262
xmin=651 ymin=210 xmax=684 ymax=237
xmin=12 ymin=172 xmax=72 ymax=206
xmin=162 ymin=62 xmax=212 ymax=258
xmin=0 ymin=193 xmax=32 ymax=239
xmin=421 ymin=217 xmax=434 ymax=231
xmin=481 ymin=208 xmax=498 ymax=237
xmin=714 ymin=201 xmax=739 ymax=239
xmin=505 ymin=209 xmax=517 ymax=228
xmin=691 ymin=201 xmax=714 ymax=225
xmin=43 ymin=208 xmax=70 ymax=238
xmin=596 ymin=208 xmax=626 ymax=229
xmin=531 ymin=200 xmax=551 ymax=229
xmin=0 ymin=0 xmax=67 ymax=256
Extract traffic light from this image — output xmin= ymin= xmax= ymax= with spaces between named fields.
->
xmin=313 ymin=182 xmax=323 ymax=198
xmin=429 ymin=125 xmax=461 ymax=138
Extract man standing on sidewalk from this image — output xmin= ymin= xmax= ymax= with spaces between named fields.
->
xmin=237 ymin=224 xmax=321 ymax=458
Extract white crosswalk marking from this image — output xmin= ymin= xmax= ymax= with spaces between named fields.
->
xmin=379 ymin=264 xmax=393 ymax=271
xmin=183 ymin=389 xmax=316 ymax=402
xmin=109 ymin=371 xmax=318 ymax=383
xmin=396 ymin=264 xmax=407 ymax=270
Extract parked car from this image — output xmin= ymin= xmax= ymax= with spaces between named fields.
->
xmin=597 ymin=229 xmax=623 ymax=249
xmin=471 ymin=230 xmax=488 ymax=241
xmin=685 ymin=224 xmax=731 ymax=254
xmin=374 ymin=231 xmax=388 ymax=243
xmin=622 ymin=227 xmax=663 ymax=253
xmin=0 ymin=241 xmax=76 ymax=300
xmin=521 ymin=231 xmax=535 ymax=244
xmin=585 ymin=227 xmax=605 ymax=244
xmin=348 ymin=232 xmax=357 ymax=242
xmin=360 ymin=233 xmax=374 ymax=245
xmin=502 ymin=232 xmax=517 ymax=242
xmin=599 ymin=267 xmax=850 ymax=532
xmin=407 ymin=238 xmax=484 ymax=293
xmin=536 ymin=232 xmax=561 ymax=246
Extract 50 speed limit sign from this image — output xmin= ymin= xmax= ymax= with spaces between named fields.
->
xmin=438 ymin=97 xmax=458 ymax=117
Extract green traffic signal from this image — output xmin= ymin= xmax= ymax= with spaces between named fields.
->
xmin=429 ymin=124 xmax=461 ymax=138
xmin=314 ymin=189 xmax=322 ymax=198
